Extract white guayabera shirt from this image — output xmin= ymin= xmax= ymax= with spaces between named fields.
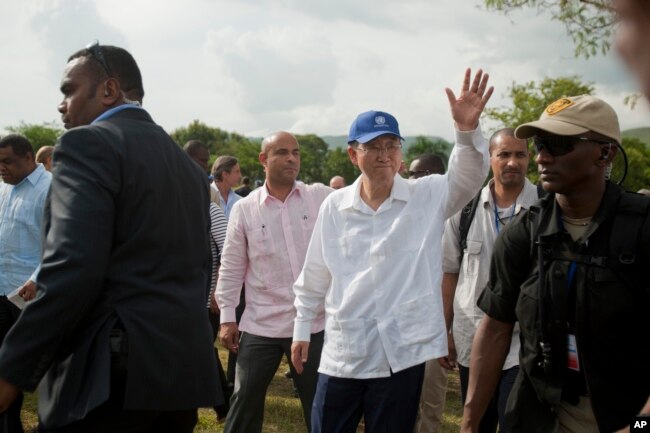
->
xmin=293 ymin=127 xmax=490 ymax=379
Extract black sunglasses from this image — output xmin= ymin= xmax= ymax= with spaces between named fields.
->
xmin=408 ymin=169 xmax=431 ymax=178
xmin=531 ymin=135 xmax=613 ymax=157
xmin=86 ymin=40 xmax=112 ymax=77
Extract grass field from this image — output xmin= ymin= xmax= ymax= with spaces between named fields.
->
xmin=21 ymin=346 xmax=463 ymax=432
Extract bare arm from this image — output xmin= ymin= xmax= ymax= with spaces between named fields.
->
xmin=440 ymin=214 xmax=462 ymax=370
xmin=0 ymin=377 xmax=19 ymax=412
xmin=460 ymin=315 xmax=514 ymax=433
xmin=442 ymin=272 xmax=459 ymax=333
xmin=439 ymin=272 xmax=459 ymax=370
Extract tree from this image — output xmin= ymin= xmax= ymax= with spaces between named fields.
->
xmin=224 ymin=138 xmax=265 ymax=184
xmin=404 ymin=136 xmax=452 ymax=166
xmin=296 ymin=134 xmax=329 ymax=184
xmin=169 ymin=120 xmax=265 ymax=183
xmin=5 ymin=122 xmax=63 ymax=151
xmin=170 ymin=120 xmax=250 ymax=155
xmin=483 ymin=0 xmax=615 ymax=58
xmin=323 ymin=147 xmax=360 ymax=185
xmin=611 ymin=137 xmax=650 ymax=192
xmin=485 ymin=76 xmax=594 ymax=128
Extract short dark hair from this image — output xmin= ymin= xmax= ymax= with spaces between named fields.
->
xmin=413 ymin=153 xmax=446 ymax=175
xmin=241 ymin=176 xmax=251 ymax=186
xmin=212 ymin=156 xmax=239 ymax=181
xmin=68 ymin=44 xmax=145 ymax=102
xmin=183 ymin=140 xmax=209 ymax=157
xmin=0 ymin=134 xmax=35 ymax=158
xmin=489 ymin=128 xmax=526 ymax=154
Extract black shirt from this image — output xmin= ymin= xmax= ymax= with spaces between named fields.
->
xmin=478 ymin=182 xmax=650 ymax=432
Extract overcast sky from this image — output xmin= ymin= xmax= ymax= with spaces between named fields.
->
xmin=1 ymin=0 xmax=648 ymax=141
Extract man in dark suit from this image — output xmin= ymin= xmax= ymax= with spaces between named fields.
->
xmin=0 ymin=43 xmax=222 ymax=432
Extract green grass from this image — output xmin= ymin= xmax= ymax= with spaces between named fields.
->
xmin=440 ymin=370 xmax=463 ymax=432
xmin=20 ymin=346 xmax=463 ymax=432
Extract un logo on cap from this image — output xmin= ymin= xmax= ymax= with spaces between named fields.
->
xmin=375 ymin=116 xmax=386 ymax=125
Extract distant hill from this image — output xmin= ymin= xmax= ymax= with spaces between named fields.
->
xmin=623 ymin=127 xmax=650 ymax=146
xmin=321 ymin=135 xmax=449 ymax=149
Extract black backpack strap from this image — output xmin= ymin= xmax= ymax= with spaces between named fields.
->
xmin=536 ymin=182 xmax=548 ymax=200
xmin=608 ymin=192 xmax=650 ymax=293
xmin=458 ymin=190 xmax=483 ymax=263
xmin=528 ymin=192 xmax=553 ymax=256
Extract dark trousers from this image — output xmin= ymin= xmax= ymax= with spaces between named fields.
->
xmin=0 ymin=296 xmax=23 ymax=433
xmin=224 ymin=330 xmax=324 ymax=433
xmin=208 ymin=311 xmax=232 ymax=420
xmin=39 ymin=329 xmax=198 ymax=433
xmin=459 ymin=364 xmax=519 ymax=433
xmin=311 ymin=363 xmax=425 ymax=433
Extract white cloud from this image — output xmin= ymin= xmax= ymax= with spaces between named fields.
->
xmin=204 ymin=24 xmax=338 ymax=112
xmin=0 ymin=0 xmax=647 ymax=139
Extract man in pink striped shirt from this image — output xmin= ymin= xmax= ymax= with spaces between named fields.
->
xmin=216 ymin=131 xmax=332 ymax=433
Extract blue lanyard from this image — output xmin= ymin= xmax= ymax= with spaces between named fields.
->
xmin=566 ymin=261 xmax=578 ymax=289
xmin=493 ymin=201 xmax=516 ymax=234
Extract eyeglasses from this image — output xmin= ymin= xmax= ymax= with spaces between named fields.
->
xmin=86 ymin=40 xmax=112 ymax=77
xmin=356 ymin=143 xmax=402 ymax=156
xmin=408 ymin=169 xmax=431 ymax=178
xmin=531 ymin=135 xmax=613 ymax=157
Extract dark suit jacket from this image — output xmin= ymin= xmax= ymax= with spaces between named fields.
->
xmin=0 ymin=108 xmax=221 ymax=428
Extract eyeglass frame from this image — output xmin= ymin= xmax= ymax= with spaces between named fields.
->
xmin=86 ymin=40 xmax=112 ymax=77
xmin=355 ymin=142 xmax=403 ymax=156
xmin=531 ymin=135 xmax=614 ymax=157
xmin=408 ymin=169 xmax=432 ymax=178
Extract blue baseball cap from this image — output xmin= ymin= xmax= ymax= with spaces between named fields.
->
xmin=347 ymin=110 xmax=404 ymax=144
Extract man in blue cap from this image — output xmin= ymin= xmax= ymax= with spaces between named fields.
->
xmin=291 ymin=69 xmax=493 ymax=433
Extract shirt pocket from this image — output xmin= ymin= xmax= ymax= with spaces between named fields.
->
xmin=12 ymin=198 xmax=38 ymax=225
xmin=589 ymin=268 xmax=629 ymax=323
xmin=325 ymin=318 xmax=368 ymax=361
xmin=515 ymin=275 xmax=541 ymax=348
xmin=462 ymin=240 xmax=482 ymax=277
xmin=6 ymin=200 xmax=39 ymax=252
xmin=395 ymin=294 xmax=438 ymax=345
xmin=298 ymin=215 xmax=316 ymax=255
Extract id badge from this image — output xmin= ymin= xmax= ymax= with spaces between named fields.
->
xmin=567 ymin=333 xmax=580 ymax=372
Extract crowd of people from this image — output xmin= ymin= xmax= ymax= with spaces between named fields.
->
xmin=0 ymin=1 xmax=649 ymax=432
